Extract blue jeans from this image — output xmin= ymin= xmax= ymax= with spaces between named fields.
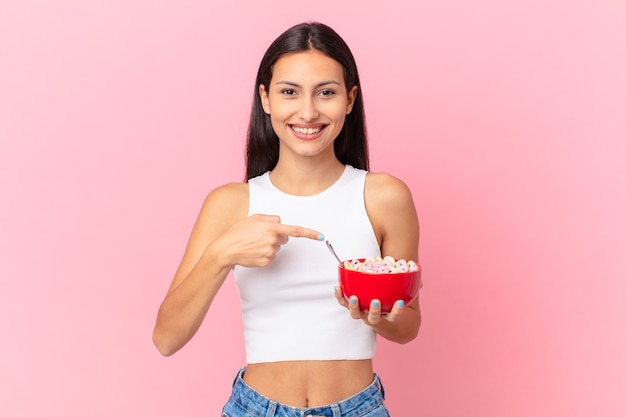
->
xmin=221 ymin=367 xmax=390 ymax=417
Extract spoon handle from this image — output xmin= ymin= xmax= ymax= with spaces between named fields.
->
xmin=325 ymin=240 xmax=342 ymax=265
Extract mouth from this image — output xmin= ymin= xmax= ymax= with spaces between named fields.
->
xmin=290 ymin=125 xmax=326 ymax=136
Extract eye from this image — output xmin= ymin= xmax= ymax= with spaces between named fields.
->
xmin=319 ymin=89 xmax=335 ymax=97
xmin=281 ymin=89 xmax=296 ymax=96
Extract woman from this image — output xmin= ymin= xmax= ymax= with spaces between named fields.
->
xmin=153 ymin=22 xmax=421 ymax=416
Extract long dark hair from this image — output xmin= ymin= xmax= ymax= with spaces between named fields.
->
xmin=245 ymin=22 xmax=369 ymax=181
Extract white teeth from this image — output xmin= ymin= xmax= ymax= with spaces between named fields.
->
xmin=291 ymin=126 xmax=322 ymax=134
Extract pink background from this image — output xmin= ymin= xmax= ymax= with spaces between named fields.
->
xmin=1 ymin=1 xmax=625 ymax=416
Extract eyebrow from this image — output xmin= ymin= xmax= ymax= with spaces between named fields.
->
xmin=274 ymin=80 xmax=342 ymax=88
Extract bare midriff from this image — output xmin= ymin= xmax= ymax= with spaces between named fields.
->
xmin=243 ymin=359 xmax=374 ymax=408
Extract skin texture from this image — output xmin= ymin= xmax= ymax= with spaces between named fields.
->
xmin=152 ymin=50 xmax=421 ymax=407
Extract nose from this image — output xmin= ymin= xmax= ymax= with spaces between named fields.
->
xmin=297 ymin=96 xmax=319 ymax=121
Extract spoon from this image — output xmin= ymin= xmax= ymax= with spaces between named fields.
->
xmin=325 ymin=240 xmax=343 ymax=266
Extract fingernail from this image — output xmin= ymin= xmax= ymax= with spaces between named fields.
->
xmin=317 ymin=234 xmax=325 ymax=241
xmin=372 ymin=300 xmax=380 ymax=308
xmin=397 ymin=300 xmax=405 ymax=308
xmin=350 ymin=296 xmax=357 ymax=304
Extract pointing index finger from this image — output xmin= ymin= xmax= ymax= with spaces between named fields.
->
xmin=278 ymin=224 xmax=324 ymax=241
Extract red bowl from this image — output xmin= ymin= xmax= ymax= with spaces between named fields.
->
xmin=339 ymin=259 xmax=421 ymax=313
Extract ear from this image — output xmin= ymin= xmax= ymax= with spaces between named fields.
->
xmin=346 ymin=85 xmax=358 ymax=114
xmin=259 ymin=84 xmax=271 ymax=114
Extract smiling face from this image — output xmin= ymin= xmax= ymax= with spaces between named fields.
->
xmin=259 ymin=50 xmax=357 ymax=162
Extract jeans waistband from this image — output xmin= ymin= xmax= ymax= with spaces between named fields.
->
xmin=228 ymin=367 xmax=386 ymax=417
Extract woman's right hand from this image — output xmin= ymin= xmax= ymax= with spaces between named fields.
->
xmin=214 ymin=213 xmax=324 ymax=269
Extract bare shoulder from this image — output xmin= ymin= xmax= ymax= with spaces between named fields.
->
xmin=199 ymin=182 xmax=249 ymax=226
xmin=203 ymin=182 xmax=248 ymax=209
xmin=364 ymin=172 xmax=415 ymax=207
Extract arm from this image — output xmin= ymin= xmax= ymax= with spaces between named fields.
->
xmin=152 ymin=183 xmax=323 ymax=356
xmin=152 ymin=183 xmax=247 ymax=356
xmin=335 ymin=172 xmax=421 ymax=344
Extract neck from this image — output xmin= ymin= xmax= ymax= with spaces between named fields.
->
xmin=270 ymin=157 xmax=345 ymax=196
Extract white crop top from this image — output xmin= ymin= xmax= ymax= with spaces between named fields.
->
xmin=233 ymin=165 xmax=381 ymax=363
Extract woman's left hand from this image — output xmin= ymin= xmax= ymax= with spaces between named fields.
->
xmin=334 ymin=287 xmax=405 ymax=326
